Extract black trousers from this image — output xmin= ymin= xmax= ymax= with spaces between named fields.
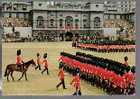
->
xmin=41 ymin=67 xmax=49 ymax=74
xmin=35 ymin=64 xmax=41 ymax=70
xmin=56 ymin=79 xmax=66 ymax=89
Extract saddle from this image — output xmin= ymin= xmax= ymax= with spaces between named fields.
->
xmin=16 ymin=64 xmax=24 ymax=71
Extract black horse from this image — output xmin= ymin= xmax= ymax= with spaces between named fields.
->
xmin=4 ymin=59 xmax=36 ymax=81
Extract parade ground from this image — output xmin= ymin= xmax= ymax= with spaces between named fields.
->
xmin=2 ymin=42 xmax=135 ymax=96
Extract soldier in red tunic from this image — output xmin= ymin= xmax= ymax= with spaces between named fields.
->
xmin=70 ymin=68 xmax=81 ymax=96
xmin=41 ymin=53 xmax=49 ymax=75
xmin=56 ymin=65 xmax=67 ymax=90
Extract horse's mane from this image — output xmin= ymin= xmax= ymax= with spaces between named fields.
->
xmin=24 ymin=59 xmax=34 ymax=65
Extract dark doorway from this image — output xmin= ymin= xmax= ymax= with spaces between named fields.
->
xmin=14 ymin=31 xmax=20 ymax=38
xmin=65 ymin=32 xmax=73 ymax=41
xmin=75 ymin=33 xmax=79 ymax=38
xmin=60 ymin=34 xmax=64 ymax=41
xmin=75 ymin=33 xmax=79 ymax=41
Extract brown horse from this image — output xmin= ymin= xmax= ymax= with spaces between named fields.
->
xmin=4 ymin=59 xmax=36 ymax=82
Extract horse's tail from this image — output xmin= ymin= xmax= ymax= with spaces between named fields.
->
xmin=4 ymin=66 xmax=8 ymax=77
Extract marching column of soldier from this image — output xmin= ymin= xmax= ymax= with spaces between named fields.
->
xmin=59 ymin=52 xmax=135 ymax=95
xmin=73 ymin=39 xmax=135 ymax=52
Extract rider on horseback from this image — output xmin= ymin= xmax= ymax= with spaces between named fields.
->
xmin=16 ymin=49 xmax=24 ymax=71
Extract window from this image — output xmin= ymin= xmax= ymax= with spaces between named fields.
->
xmin=13 ymin=5 xmax=17 ymax=10
xmin=39 ymin=3 xmax=42 ymax=6
xmin=50 ymin=19 xmax=54 ymax=27
xmin=83 ymin=15 xmax=87 ymax=17
xmin=6 ymin=3 xmax=12 ymax=10
xmin=83 ymin=19 xmax=88 ymax=28
xmin=16 ymin=13 xmax=19 ymax=18
xmin=65 ymin=16 xmax=73 ymax=29
xmin=114 ymin=15 xmax=116 ymax=19
xmin=50 ymin=14 xmax=54 ymax=16
xmin=22 ymin=7 xmax=27 ymax=10
xmin=125 ymin=8 xmax=128 ymax=12
xmin=96 ymin=5 xmax=99 ymax=7
xmin=60 ymin=14 xmax=63 ymax=17
xmin=83 ymin=24 xmax=87 ymax=28
xmin=59 ymin=19 xmax=63 ymax=28
xmin=83 ymin=19 xmax=87 ymax=22
xmin=24 ymin=13 xmax=27 ymax=20
xmin=37 ymin=16 xmax=44 ymax=28
xmin=75 ymin=19 xmax=79 ymax=28
xmin=22 ymin=5 xmax=27 ymax=10
xmin=94 ymin=17 xmax=101 ymax=28
xmin=75 ymin=19 xmax=79 ymax=23
xmin=9 ymin=13 xmax=11 ymax=18
xmin=75 ymin=15 xmax=78 ymax=17
xmin=108 ymin=15 xmax=110 ymax=19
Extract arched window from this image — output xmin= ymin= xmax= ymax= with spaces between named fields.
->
xmin=50 ymin=19 xmax=54 ymax=27
xmin=94 ymin=17 xmax=101 ymax=28
xmin=37 ymin=16 xmax=44 ymax=28
xmin=83 ymin=19 xmax=88 ymax=28
xmin=59 ymin=19 xmax=63 ymax=28
xmin=75 ymin=19 xmax=79 ymax=28
xmin=75 ymin=19 xmax=79 ymax=24
xmin=65 ymin=16 xmax=73 ymax=29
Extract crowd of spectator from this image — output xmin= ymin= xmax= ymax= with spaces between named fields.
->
xmin=2 ymin=17 xmax=31 ymax=27
xmin=104 ymin=19 xmax=135 ymax=39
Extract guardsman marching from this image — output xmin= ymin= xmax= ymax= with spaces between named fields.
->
xmin=35 ymin=53 xmax=42 ymax=70
xmin=56 ymin=65 xmax=67 ymax=90
xmin=41 ymin=53 xmax=49 ymax=75
xmin=70 ymin=68 xmax=81 ymax=96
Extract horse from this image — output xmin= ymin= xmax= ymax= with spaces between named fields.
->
xmin=4 ymin=59 xmax=36 ymax=82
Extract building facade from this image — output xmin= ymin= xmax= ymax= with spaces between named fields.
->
xmin=1 ymin=0 xmax=136 ymax=41
xmin=104 ymin=0 xmax=136 ymax=23
xmin=32 ymin=1 xmax=104 ymax=41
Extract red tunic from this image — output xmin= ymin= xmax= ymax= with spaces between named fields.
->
xmin=16 ymin=56 xmax=22 ymax=65
xmin=58 ymin=68 xmax=64 ymax=80
xmin=43 ymin=59 xmax=48 ymax=68
xmin=37 ymin=57 xmax=41 ymax=65
xmin=124 ymin=61 xmax=128 ymax=66
xmin=123 ymin=72 xmax=135 ymax=83
xmin=58 ymin=56 xmax=63 ymax=61
xmin=71 ymin=75 xmax=80 ymax=89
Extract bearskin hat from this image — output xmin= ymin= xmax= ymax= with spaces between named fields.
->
xmin=131 ymin=66 xmax=135 ymax=73
xmin=37 ymin=53 xmax=40 ymax=57
xmin=43 ymin=53 xmax=47 ymax=58
xmin=124 ymin=56 xmax=128 ymax=61
xmin=17 ymin=49 xmax=21 ymax=56
xmin=76 ymin=68 xmax=80 ymax=74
